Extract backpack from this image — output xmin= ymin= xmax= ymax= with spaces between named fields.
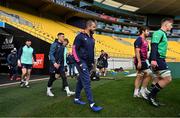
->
xmin=90 ymin=70 xmax=100 ymax=81
xmin=97 ymin=58 xmax=104 ymax=69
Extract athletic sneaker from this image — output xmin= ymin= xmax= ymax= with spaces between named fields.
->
xmin=139 ymin=91 xmax=148 ymax=100
xmin=133 ymin=93 xmax=141 ymax=98
xmin=90 ymin=104 xmax=103 ymax=112
xmin=47 ymin=90 xmax=54 ymax=97
xmin=25 ymin=82 xmax=30 ymax=88
xmin=67 ymin=91 xmax=75 ymax=97
xmin=25 ymin=84 xmax=30 ymax=88
xmin=20 ymin=81 xmax=25 ymax=87
xmin=145 ymin=88 xmax=150 ymax=94
xmin=156 ymin=98 xmax=166 ymax=106
xmin=148 ymin=95 xmax=159 ymax=107
xmin=74 ymin=99 xmax=86 ymax=105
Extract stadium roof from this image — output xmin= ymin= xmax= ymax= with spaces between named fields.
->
xmin=95 ymin=0 xmax=180 ymax=16
xmin=113 ymin=0 xmax=180 ymax=16
xmin=6 ymin=0 xmax=180 ymax=16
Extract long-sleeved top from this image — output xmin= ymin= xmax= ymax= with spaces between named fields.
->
xmin=49 ymin=39 xmax=65 ymax=73
xmin=7 ymin=52 xmax=18 ymax=66
xmin=72 ymin=32 xmax=95 ymax=65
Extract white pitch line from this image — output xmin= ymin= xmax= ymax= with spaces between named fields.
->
xmin=0 ymin=77 xmax=49 ymax=87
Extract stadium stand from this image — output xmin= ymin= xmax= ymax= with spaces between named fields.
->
xmin=0 ymin=6 xmax=180 ymax=61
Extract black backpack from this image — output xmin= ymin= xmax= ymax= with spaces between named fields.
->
xmin=97 ymin=58 xmax=104 ymax=69
xmin=90 ymin=70 xmax=100 ymax=81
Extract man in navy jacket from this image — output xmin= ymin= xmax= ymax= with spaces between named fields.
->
xmin=72 ymin=20 xmax=103 ymax=112
xmin=47 ymin=33 xmax=74 ymax=97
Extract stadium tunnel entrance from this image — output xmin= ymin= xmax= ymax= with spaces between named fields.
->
xmin=0 ymin=23 xmax=51 ymax=75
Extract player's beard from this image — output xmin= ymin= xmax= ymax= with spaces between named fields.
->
xmin=90 ymin=30 xmax=94 ymax=36
xmin=145 ymin=33 xmax=149 ymax=38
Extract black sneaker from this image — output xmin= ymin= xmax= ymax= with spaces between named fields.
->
xmin=151 ymin=96 xmax=166 ymax=106
xmin=148 ymin=95 xmax=160 ymax=107
xmin=156 ymin=99 xmax=166 ymax=106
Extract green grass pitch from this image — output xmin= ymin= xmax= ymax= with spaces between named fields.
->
xmin=0 ymin=74 xmax=180 ymax=117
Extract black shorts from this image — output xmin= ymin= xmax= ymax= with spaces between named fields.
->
xmin=22 ymin=63 xmax=33 ymax=69
xmin=135 ymin=61 xmax=149 ymax=70
xmin=154 ymin=58 xmax=168 ymax=71
xmin=103 ymin=61 xmax=108 ymax=68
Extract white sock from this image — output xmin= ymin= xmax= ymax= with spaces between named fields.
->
xmin=25 ymin=81 xmax=29 ymax=86
xmin=134 ymin=88 xmax=139 ymax=95
xmin=140 ymin=87 xmax=145 ymax=93
xmin=90 ymin=103 xmax=95 ymax=107
xmin=47 ymin=87 xmax=51 ymax=92
xmin=65 ymin=86 xmax=70 ymax=93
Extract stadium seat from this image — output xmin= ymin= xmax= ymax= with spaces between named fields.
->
xmin=0 ymin=6 xmax=180 ymax=61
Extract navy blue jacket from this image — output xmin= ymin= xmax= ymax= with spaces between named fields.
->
xmin=49 ymin=39 xmax=65 ymax=73
xmin=72 ymin=32 xmax=95 ymax=65
xmin=7 ymin=52 xmax=18 ymax=67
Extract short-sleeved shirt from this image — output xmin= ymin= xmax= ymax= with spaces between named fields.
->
xmin=151 ymin=29 xmax=168 ymax=58
xmin=20 ymin=45 xmax=34 ymax=64
xmin=134 ymin=36 xmax=149 ymax=61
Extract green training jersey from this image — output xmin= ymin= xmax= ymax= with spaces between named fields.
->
xmin=21 ymin=45 xmax=34 ymax=64
xmin=151 ymin=29 xmax=168 ymax=58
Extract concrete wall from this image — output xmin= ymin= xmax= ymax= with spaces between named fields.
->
xmin=95 ymin=57 xmax=134 ymax=70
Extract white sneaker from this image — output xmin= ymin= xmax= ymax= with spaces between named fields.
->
xmin=67 ymin=91 xmax=75 ymax=97
xmin=133 ymin=93 xmax=141 ymax=98
xmin=140 ymin=91 xmax=148 ymax=100
xmin=47 ymin=90 xmax=54 ymax=97
xmin=25 ymin=81 xmax=30 ymax=88
xmin=20 ymin=81 xmax=25 ymax=87
xmin=145 ymin=88 xmax=150 ymax=94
